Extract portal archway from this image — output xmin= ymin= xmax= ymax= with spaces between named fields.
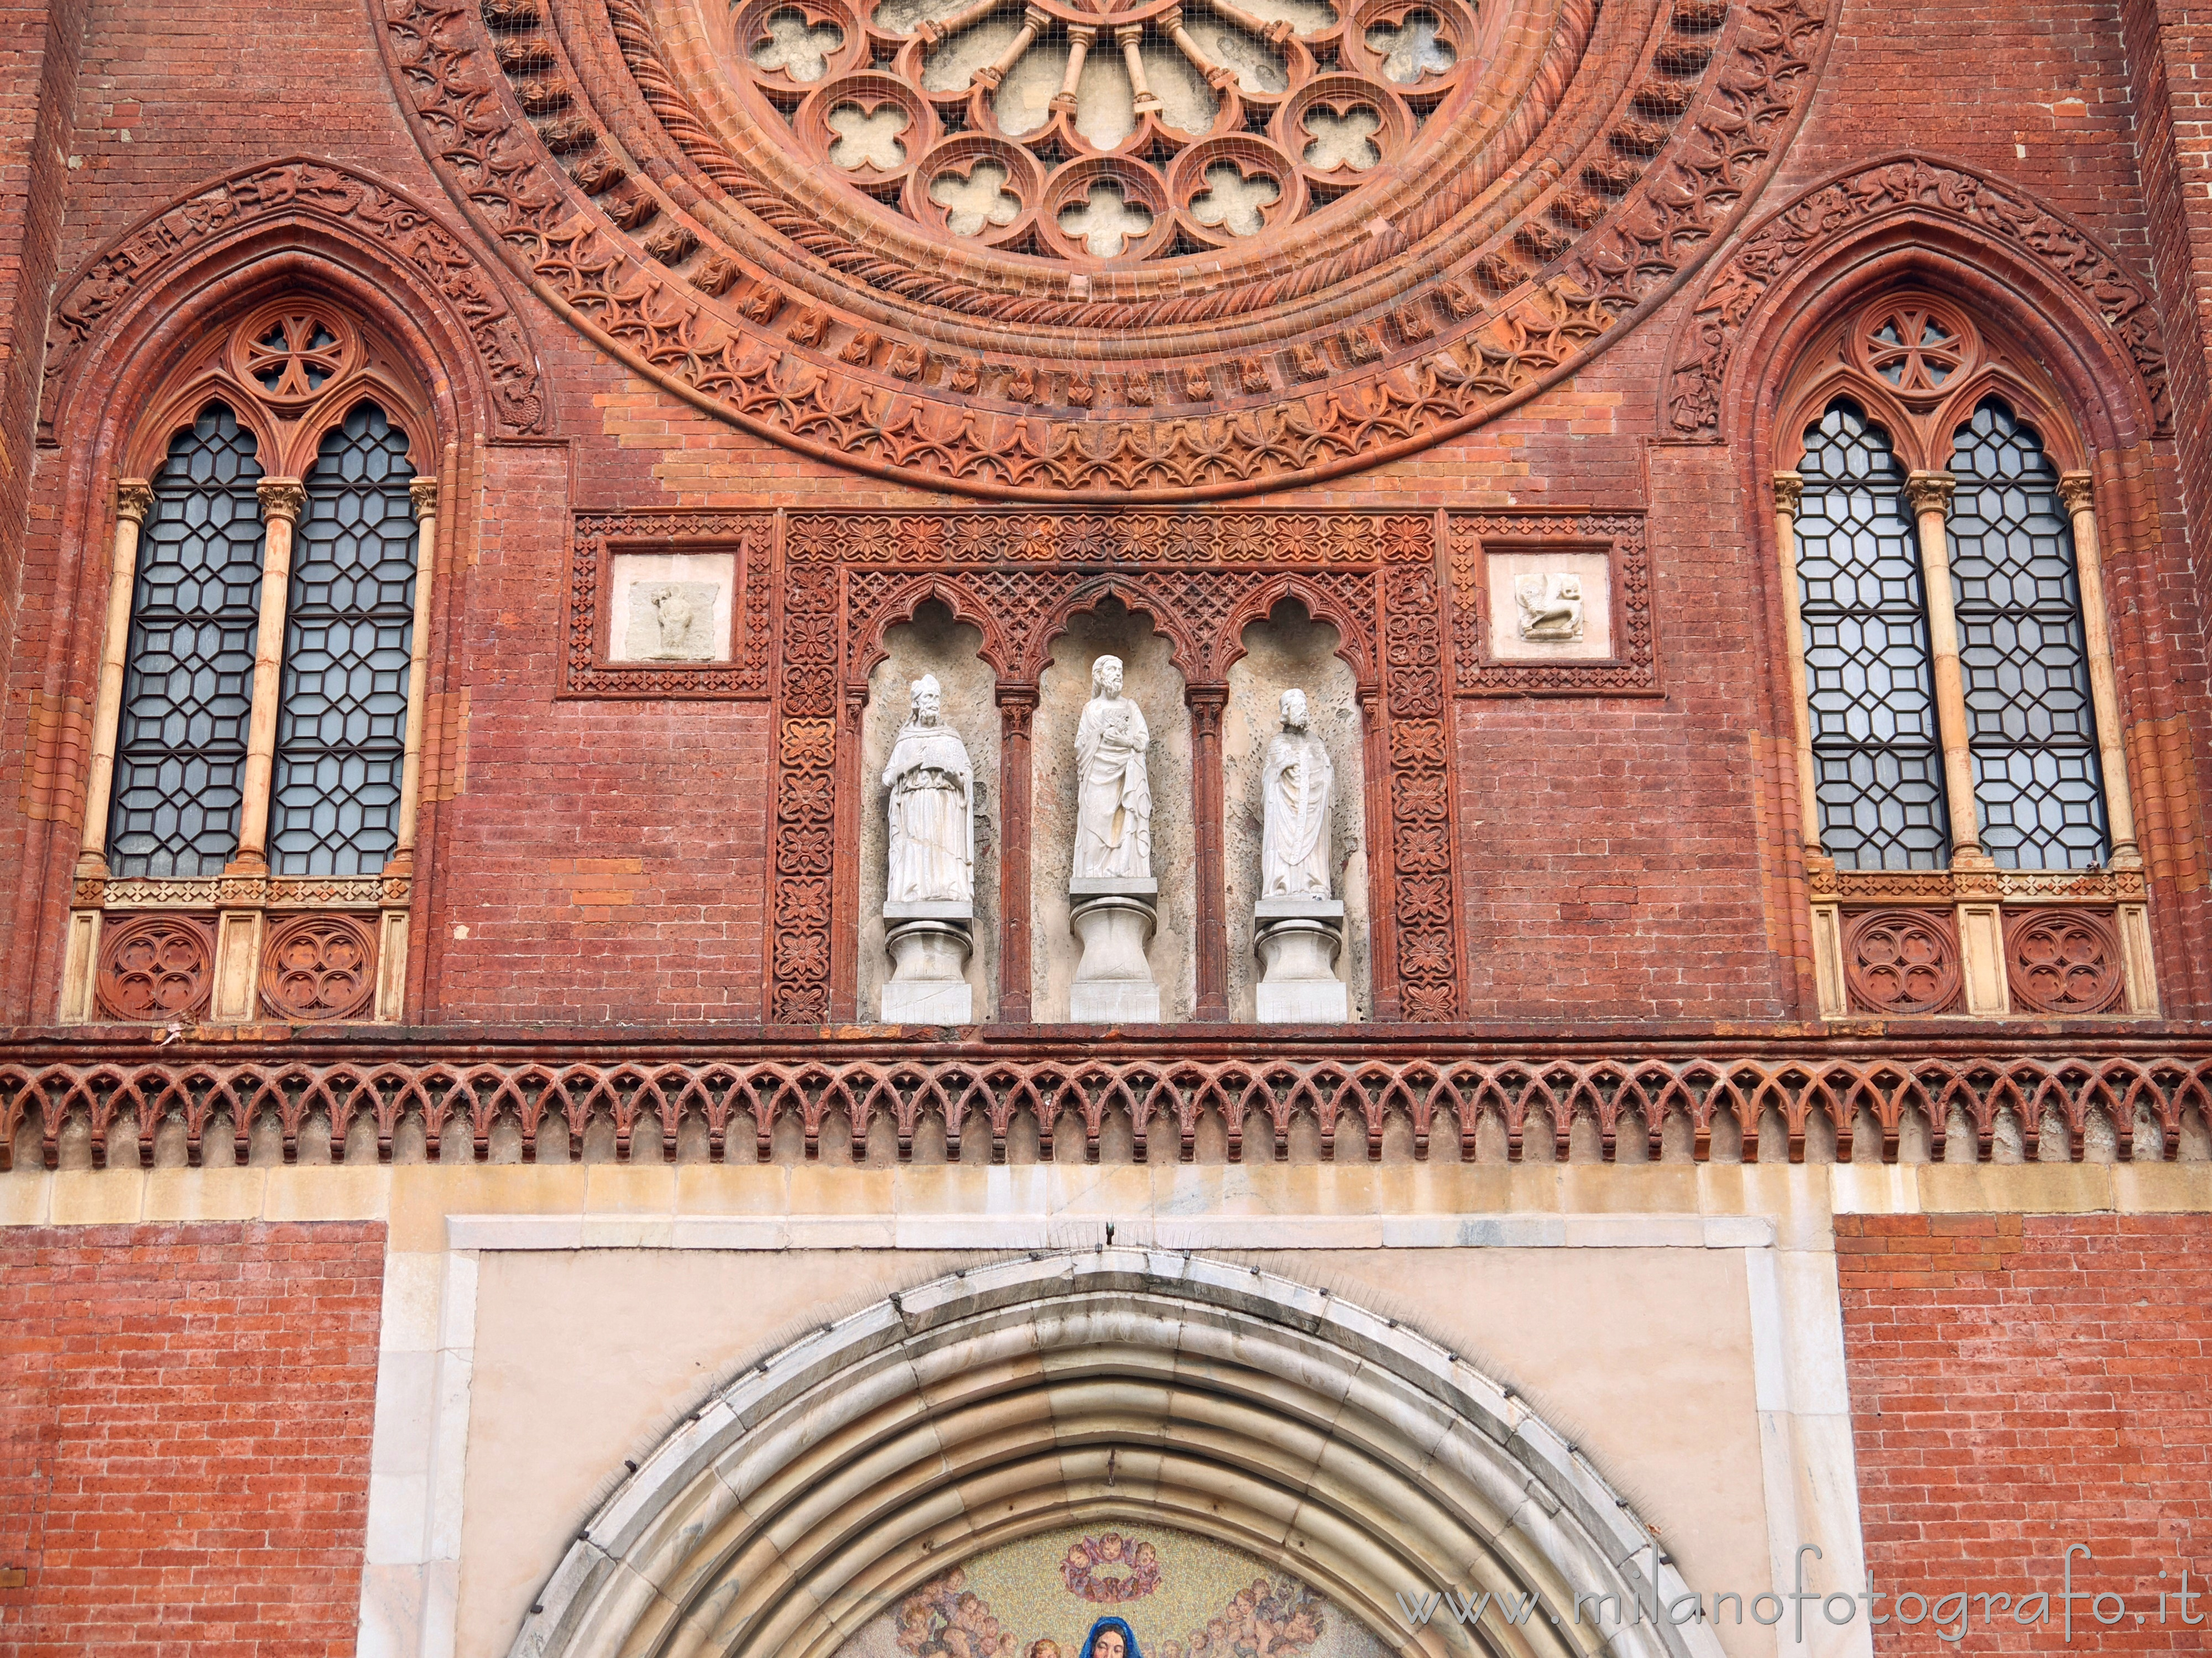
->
xmin=515 ymin=1253 xmax=1721 ymax=1658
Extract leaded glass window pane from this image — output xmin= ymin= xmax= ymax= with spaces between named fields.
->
xmin=270 ymin=402 xmax=418 ymax=876
xmin=1796 ymin=399 xmax=1949 ymax=869
xmin=107 ymin=403 xmax=265 ymax=877
xmin=1947 ymin=397 xmax=2109 ymax=869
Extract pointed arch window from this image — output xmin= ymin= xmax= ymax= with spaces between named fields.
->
xmin=64 ymin=301 xmax=443 ymax=1027
xmin=1772 ymin=292 xmax=2155 ymax=1019
xmin=1794 ymin=398 xmax=1948 ymax=870
xmin=272 ymin=403 xmax=420 ymax=876
xmin=1946 ymin=397 xmax=2108 ymax=868
xmin=107 ymin=404 xmax=267 ymax=877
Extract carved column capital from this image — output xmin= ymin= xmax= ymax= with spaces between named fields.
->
xmin=115 ymin=479 xmax=155 ymax=524
xmin=2058 ymin=469 xmax=2095 ymax=516
xmin=1771 ymin=471 xmax=1802 ymax=515
xmin=996 ymin=683 xmax=1037 ymax=738
xmin=257 ymin=478 xmax=307 ymax=522
xmin=410 ymin=476 xmax=440 ymax=519
xmin=1904 ymin=470 xmax=1955 ymax=516
xmin=1186 ymin=684 xmax=1228 ymax=736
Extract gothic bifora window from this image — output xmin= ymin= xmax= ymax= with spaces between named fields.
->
xmin=69 ymin=298 xmax=439 ymax=1026
xmin=1775 ymin=289 xmax=2153 ymax=1018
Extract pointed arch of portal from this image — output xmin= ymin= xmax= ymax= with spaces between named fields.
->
xmin=513 ymin=1252 xmax=1723 ymax=1658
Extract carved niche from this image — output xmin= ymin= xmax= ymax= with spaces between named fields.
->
xmin=375 ymin=0 xmax=1838 ymax=498
xmin=766 ymin=510 xmax=1459 ymax=1024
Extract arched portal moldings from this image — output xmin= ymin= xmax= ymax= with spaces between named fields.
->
xmin=514 ymin=1252 xmax=1719 ymax=1658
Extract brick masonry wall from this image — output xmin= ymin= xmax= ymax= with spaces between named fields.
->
xmin=0 ymin=1221 xmax=385 ymax=1658
xmin=1 ymin=0 xmax=2209 ymax=1024
xmin=1836 ymin=1213 xmax=2212 ymax=1652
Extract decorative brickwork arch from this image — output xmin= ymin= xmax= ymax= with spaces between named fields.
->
xmin=376 ymin=0 xmax=1840 ymax=498
xmin=513 ymin=1253 xmax=1723 ymax=1658
xmin=39 ymin=158 xmax=546 ymax=449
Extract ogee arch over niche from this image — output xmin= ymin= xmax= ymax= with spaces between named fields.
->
xmin=513 ymin=1252 xmax=1723 ymax=1658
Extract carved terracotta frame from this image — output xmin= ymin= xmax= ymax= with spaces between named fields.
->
xmin=766 ymin=511 xmax=1458 ymax=1027
xmin=1444 ymin=511 xmax=1658 ymax=697
xmin=563 ymin=511 xmax=776 ymax=698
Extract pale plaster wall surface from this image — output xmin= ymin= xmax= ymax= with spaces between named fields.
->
xmin=858 ymin=603 xmax=999 ymax=1021
xmin=1222 ymin=603 xmax=1371 ymax=1021
xmin=1032 ymin=602 xmax=1195 ymax=1020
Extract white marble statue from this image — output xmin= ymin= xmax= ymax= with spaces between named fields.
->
xmin=882 ymin=674 xmax=974 ymax=905
xmin=1261 ymin=688 xmax=1334 ymax=898
xmin=1072 ymin=655 xmax=1151 ymax=881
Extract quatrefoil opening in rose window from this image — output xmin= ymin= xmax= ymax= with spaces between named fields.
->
xmin=732 ymin=0 xmax=1466 ymax=263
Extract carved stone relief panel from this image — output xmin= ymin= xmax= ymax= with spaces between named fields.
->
xmin=608 ymin=551 xmax=737 ymax=662
xmin=1485 ymin=548 xmax=1612 ymax=662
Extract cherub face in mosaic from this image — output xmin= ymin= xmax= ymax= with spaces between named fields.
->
xmin=838 ymin=1523 xmax=1386 ymax=1658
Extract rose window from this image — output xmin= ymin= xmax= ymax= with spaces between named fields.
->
xmin=731 ymin=0 xmax=1477 ymax=261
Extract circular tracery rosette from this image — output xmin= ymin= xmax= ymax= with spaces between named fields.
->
xmin=377 ymin=0 xmax=1839 ymax=498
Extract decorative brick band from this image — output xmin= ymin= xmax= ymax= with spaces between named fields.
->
xmin=7 ymin=1047 xmax=2207 ymax=1169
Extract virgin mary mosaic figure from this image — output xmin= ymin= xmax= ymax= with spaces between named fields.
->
xmin=1078 ymin=1616 xmax=1144 ymax=1658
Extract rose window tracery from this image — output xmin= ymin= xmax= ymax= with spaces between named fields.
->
xmin=731 ymin=0 xmax=1469 ymax=261
xmin=377 ymin=0 xmax=1840 ymax=498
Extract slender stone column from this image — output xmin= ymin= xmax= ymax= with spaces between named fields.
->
xmin=1908 ymin=470 xmax=2006 ymax=1015
xmin=1188 ymin=684 xmax=1228 ymax=1021
xmin=1905 ymin=470 xmax=1983 ymax=862
xmin=1775 ymin=472 xmax=1846 ymax=1016
xmin=2058 ymin=470 xmax=2159 ymax=1013
xmin=1118 ymin=24 xmax=1162 ymax=114
xmin=391 ymin=477 xmax=439 ymax=869
xmin=1771 ymin=473 xmax=1821 ymax=852
xmin=1052 ymin=25 xmax=1093 ymax=111
xmin=234 ymin=478 xmax=305 ymax=872
xmin=997 ymin=685 xmax=1036 ymax=1022
xmin=2055 ymin=472 xmax=2140 ymax=865
xmin=77 ymin=480 xmax=155 ymax=874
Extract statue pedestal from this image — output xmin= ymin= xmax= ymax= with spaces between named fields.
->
xmin=1255 ymin=896 xmax=1347 ymax=1023
xmin=1068 ymin=878 xmax=1160 ymax=1023
xmin=882 ymin=901 xmax=973 ymax=1024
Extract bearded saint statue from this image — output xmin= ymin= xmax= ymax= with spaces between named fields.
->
xmin=1072 ymin=655 xmax=1151 ymax=881
xmin=1260 ymin=688 xmax=1333 ymax=898
xmin=882 ymin=674 xmax=973 ymax=904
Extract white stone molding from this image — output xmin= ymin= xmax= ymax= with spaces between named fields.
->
xmin=503 ymin=1252 xmax=1751 ymax=1658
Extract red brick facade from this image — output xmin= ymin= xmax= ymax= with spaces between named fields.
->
xmin=1837 ymin=1212 xmax=2212 ymax=1652
xmin=0 ymin=1222 xmax=385 ymax=1658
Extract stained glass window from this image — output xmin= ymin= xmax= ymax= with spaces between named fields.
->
xmin=1795 ymin=399 xmax=1950 ymax=869
xmin=1947 ymin=397 xmax=2109 ymax=868
xmin=269 ymin=402 xmax=418 ymax=876
xmin=107 ymin=404 xmax=265 ymax=877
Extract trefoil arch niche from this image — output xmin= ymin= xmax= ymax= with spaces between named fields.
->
xmin=512 ymin=1252 xmax=1726 ymax=1658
